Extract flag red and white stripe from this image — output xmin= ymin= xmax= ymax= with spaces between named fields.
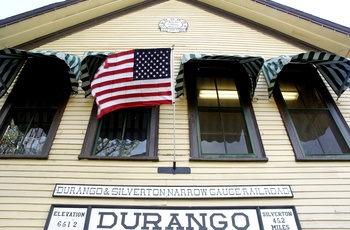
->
xmin=91 ymin=48 xmax=173 ymax=118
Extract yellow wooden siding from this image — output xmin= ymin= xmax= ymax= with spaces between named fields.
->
xmin=1 ymin=1 xmax=350 ymax=229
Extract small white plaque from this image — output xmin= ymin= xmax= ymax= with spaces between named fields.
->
xmin=45 ymin=207 xmax=88 ymax=230
xmin=261 ymin=208 xmax=300 ymax=230
xmin=159 ymin=18 xmax=188 ymax=32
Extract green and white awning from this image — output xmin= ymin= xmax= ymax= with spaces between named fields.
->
xmin=262 ymin=51 xmax=350 ymax=98
xmin=80 ymin=51 xmax=114 ymax=97
xmin=175 ymin=54 xmax=264 ymax=98
xmin=0 ymin=48 xmax=81 ymax=98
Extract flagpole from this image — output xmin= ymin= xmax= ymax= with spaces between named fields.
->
xmin=172 ymin=45 xmax=177 ymax=168
xmin=157 ymin=46 xmax=190 ymax=174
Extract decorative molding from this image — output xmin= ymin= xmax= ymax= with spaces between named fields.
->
xmin=159 ymin=18 xmax=188 ymax=32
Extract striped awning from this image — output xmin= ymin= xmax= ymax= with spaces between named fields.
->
xmin=80 ymin=51 xmax=114 ymax=97
xmin=0 ymin=48 xmax=81 ymax=98
xmin=262 ymin=51 xmax=350 ymax=98
xmin=175 ymin=54 xmax=264 ymax=98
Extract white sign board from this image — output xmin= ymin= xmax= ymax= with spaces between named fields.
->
xmin=45 ymin=205 xmax=302 ymax=230
xmin=45 ymin=207 xmax=88 ymax=230
xmin=261 ymin=208 xmax=301 ymax=230
xmin=53 ymin=184 xmax=293 ymax=199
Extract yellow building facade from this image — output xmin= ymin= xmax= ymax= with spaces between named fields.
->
xmin=1 ymin=1 xmax=350 ymax=229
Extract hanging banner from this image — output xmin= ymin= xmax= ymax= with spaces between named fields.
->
xmin=44 ymin=205 xmax=302 ymax=230
xmin=53 ymin=184 xmax=293 ymax=199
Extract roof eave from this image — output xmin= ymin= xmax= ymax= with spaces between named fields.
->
xmin=194 ymin=0 xmax=350 ymax=57
xmin=1 ymin=0 xmax=349 ymax=58
xmin=0 ymin=0 xmax=151 ymax=49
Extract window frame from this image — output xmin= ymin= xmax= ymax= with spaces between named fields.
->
xmin=185 ymin=60 xmax=267 ymax=162
xmin=79 ymin=104 xmax=159 ymax=161
xmin=0 ymin=58 xmax=71 ymax=159
xmin=273 ymin=63 xmax=350 ymax=161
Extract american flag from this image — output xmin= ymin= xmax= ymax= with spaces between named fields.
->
xmin=91 ymin=48 xmax=173 ymax=118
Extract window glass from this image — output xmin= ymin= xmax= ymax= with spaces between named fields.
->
xmin=275 ymin=66 xmax=350 ymax=159
xmin=289 ymin=110 xmax=349 ymax=154
xmin=0 ymin=58 xmax=71 ymax=158
xmin=185 ymin=62 xmax=266 ymax=161
xmin=197 ymin=77 xmax=252 ymax=157
xmin=0 ymin=109 xmax=55 ymax=155
xmin=80 ymin=105 xmax=159 ymax=160
xmin=93 ymin=108 xmax=150 ymax=157
xmin=279 ymin=76 xmax=326 ymax=109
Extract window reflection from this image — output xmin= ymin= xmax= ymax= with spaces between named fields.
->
xmin=278 ymin=73 xmax=350 ymax=155
xmin=196 ymin=77 xmax=252 ymax=157
xmin=93 ymin=108 xmax=149 ymax=157
xmin=290 ymin=110 xmax=349 ymax=154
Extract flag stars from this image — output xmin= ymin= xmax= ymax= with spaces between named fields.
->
xmin=134 ymin=48 xmax=171 ymax=80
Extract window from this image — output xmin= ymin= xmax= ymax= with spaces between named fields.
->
xmin=79 ymin=105 xmax=159 ymax=160
xmin=185 ymin=60 xmax=267 ymax=161
xmin=273 ymin=63 xmax=350 ymax=160
xmin=0 ymin=58 xmax=72 ymax=159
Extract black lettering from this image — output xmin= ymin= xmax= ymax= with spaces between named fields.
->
xmin=140 ymin=188 xmax=146 ymax=196
xmin=70 ymin=187 xmax=76 ymax=194
xmin=97 ymin=212 xmax=117 ymax=228
xmin=167 ymin=188 xmax=173 ymax=196
xmin=249 ymin=188 xmax=256 ymax=196
xmin=121 ymin=212 xmax=141 ymax=229
xmin=96 ymin=187 xmax=103 ymax=195
xmin=232 ymin=213 xmax=250 ymax=230
xmin=210 ymin=213 xmax=227 ymax=230
xmin=228 ymin=188 xmax=235 ymax=195
xmin=192 ymin=188 xmax=199 ymax=196
xmin=235 ymin=188 xmax=241 ymax=195
xmin=187 ymin=189 xmax=193 ymax=197
xmin=166 ymin=213 xmax=184 ymax=230
xmin=63 ymin=187 xmax=69 ymax=194
xmin=277 ymin=188 xmax=283 ymax=194
xmin=82 ymin=187 xmax=89 ymax=195
xmin=242 ymin=188 xmax=249 ymax=195
xmin=56 ymin=186 xmax=63 ymax=194
xmin=142 ymin=212 xmax=161 ymax=230
xmin=186 ymin=213 xmax=207 ymax=230
xmin=209 ymin=189 xmax=215 ymax=196
xmin=153 ymin=189 xmax=159 ymax=196
xmin=76 ymin=186 xmax=82 ymax=194
xmin=283 ymin=188 xmax=290 ymax=194
xmin=180 ymin=189 xmax=186 ymax=196
xmin=174 ymin=189 xmax=180 ymax=196
xmin=264 ymin=188 xmax=271 ymax=195
xmin=257 ymin=187 xmax=264 ymax=195
xmin=271 ymin=225 xmax=290 ymax=230
xmin=111 ymin=188 xmax=118 ymax=195
xmin=159 ymin=189 xmax=165 ymax=197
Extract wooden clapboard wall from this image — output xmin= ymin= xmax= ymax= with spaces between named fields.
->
xmin=1 ymin=0 xmax=350 ymax=229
